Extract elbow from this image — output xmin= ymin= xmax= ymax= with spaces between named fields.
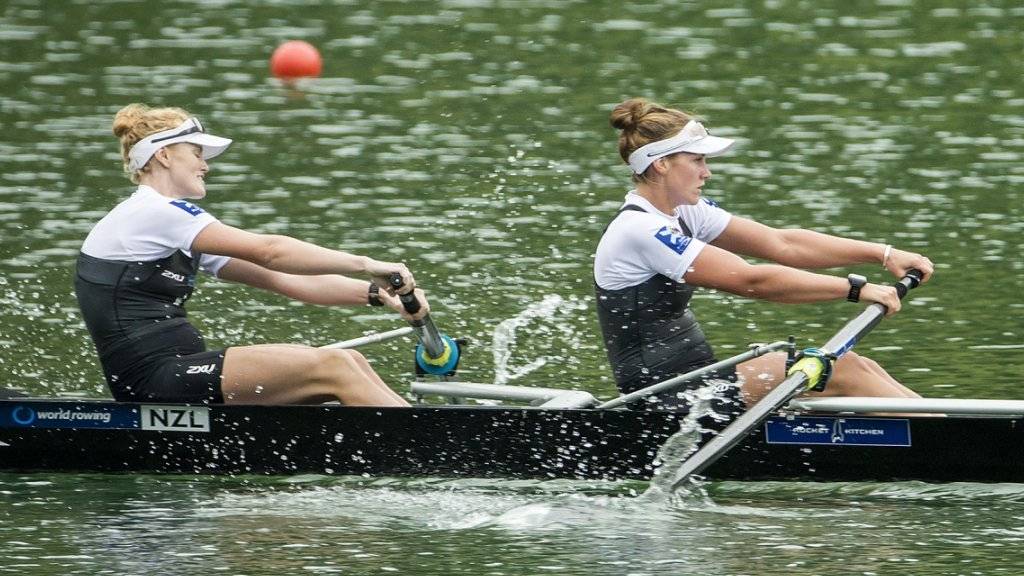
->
xmin=702 ymin=262 xmax=775 ymax=301
xmin=252 ymin=234 xmax=290 ymax=270
xmin=736 ymin=265 xmax=790 ymax=302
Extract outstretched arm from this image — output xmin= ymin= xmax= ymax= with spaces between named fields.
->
xmin=215 ymin=259 xmax=430 ymax=320
xmin=712 ymin=216 xmax=933 ymax=282
xmin=192 ymin=222 xmax=416 ymax=292
xmin=685 ymin=244 xmax=903 ymax=316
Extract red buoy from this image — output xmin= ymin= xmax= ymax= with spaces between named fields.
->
xmin=270 ymin=40 xmax=322 ymax=79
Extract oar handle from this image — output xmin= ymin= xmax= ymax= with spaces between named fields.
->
xmin=894 ymin=268 xmax=923 ymax=300
xmin=388 ymin=272 xmax=445 ymax=359
xmin=389 ymin=272 xmax=421 ymax=315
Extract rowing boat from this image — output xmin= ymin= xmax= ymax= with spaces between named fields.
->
xmin=2 ymin=391 xmax=1023 ymax=483
xmin=6 ymin=273 xmax=1018 ymax=483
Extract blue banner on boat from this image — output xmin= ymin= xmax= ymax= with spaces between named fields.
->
xmin=0 ymin=402 xmax=140 ymax=430
xmin=764 ymin=416 xmax=911 ymax=447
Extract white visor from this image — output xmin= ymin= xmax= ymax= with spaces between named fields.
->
xmin=627 ymin=120 xmax=735 ymax=175
xmin=127 ymin=117 xmax=232 ymax=172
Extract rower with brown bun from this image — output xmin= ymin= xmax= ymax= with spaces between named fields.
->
xmin=594 ymin=97 xmax=935 ymax=412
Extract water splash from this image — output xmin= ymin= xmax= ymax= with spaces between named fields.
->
xmin=638 ymin=380 xmax=741 ymax=507
xmin=490 ymin=294 xmax=586 ymax=385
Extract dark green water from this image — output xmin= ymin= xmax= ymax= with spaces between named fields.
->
xmin=1 ymin=1 xmax=1023 ymax=574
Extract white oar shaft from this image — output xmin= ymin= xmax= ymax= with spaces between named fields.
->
xmin=597 ymin=341 xmax=794 ymax=410
xmin=320 ymin=326 xmax=414 ymax=349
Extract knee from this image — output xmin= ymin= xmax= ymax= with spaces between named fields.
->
xmin=312 ymin=349 xmax=363 ymax=380
xmin=837 ymin=351 xmax=874 ymax=372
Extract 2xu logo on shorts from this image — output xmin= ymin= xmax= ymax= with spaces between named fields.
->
xmin=186 ymin=363 xmax=216 ymax=375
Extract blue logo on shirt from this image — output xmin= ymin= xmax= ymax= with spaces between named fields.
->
xmin=702 ymin=197 xmax=720 ymax=208
xmin=169 ymin=200 xmax=204 ymax=216
xmin=655 ymin=226 xmax=692 ymax=254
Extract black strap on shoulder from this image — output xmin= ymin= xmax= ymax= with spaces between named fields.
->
xmin=603 ymin=204 xmax=693 ymax=237
xmin=602 ymin=204 xmax=646 ymax=234
xmin=676 ymin=214 xmax=693 ymax=237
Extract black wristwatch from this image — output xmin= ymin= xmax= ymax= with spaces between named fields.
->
xmin=367 ymin=283 xmax=385 ymax=306
xmin=846 ymin=274 xmax=867 ymax=303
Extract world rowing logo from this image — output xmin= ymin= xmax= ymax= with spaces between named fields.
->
xmin=654 ymin=225 xmax=692 ymax=255
xmin=11 ymin=406 xmax=35 ymax=425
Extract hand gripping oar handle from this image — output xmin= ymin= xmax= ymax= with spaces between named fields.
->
xmin=388 ymin=273 xmax=451 ymax=366
xmin=668 ymin=269 xmax=924 ymax=489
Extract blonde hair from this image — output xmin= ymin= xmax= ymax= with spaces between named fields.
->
xmin=112 ymin=103 xmax=192 ymax=183
xmin=609 ymin=98 xmax=695 ymax=182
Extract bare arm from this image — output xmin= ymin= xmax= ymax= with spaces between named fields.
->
xmin=216 ymin=259 xmax=430 ymax=320
xmin=712 ymin=216 xmax=934 ymax=282
xmin=685 ymin=244 xmax=903 ymax=315
xmin=192 ymin=222 xmax=416 ymax=292
xmin=217 ymin=259 xmax=372 ymax=305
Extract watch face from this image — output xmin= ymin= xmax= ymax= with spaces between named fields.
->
xmin=848 ymin=274 xmax=867 ymax=287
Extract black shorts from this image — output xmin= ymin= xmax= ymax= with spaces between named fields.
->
xmin=117 ymin=348 xmax=227 ymax=401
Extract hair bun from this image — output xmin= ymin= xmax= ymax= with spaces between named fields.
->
xmin=609 ymin=98 xmax=652 ymax=131
xmin=112 ymin=103 xmax=151 ymax=139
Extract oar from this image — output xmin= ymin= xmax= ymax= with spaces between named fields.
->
xmin=668 ymin=269 xmax=924 ymax=489
xmin=320 ymin=326 xmax=414 ymax=349
xmin=388 ymin=273 xmax=461 ymax=376
xmin=597 ymin=340 xmax=794 ymax=410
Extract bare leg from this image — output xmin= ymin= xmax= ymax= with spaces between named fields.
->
xmin=220 ymin=344 xmax=410 ymax=407
xmin=737 ymin=351 xmax=919 ymax=406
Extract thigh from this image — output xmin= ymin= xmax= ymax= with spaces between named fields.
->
xmin=220 ymin=344 xmax=339 ymax=405
xmin=136 ymin=349 xmax=227 ymax=403
xmin=737 ymin=351 xmax=789 ymax=405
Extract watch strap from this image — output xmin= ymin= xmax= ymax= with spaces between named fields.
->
xmin=367 ymin=283 xmax=384 ymax=306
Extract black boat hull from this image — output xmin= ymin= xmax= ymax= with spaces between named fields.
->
xmin=2 ymin=399 xmax=1023 ymax=482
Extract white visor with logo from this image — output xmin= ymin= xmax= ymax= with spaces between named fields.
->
xmin=627 ymin=120 xmax=735 ymax=174
xmin=127 ymin=117 xmax=232 ymax=172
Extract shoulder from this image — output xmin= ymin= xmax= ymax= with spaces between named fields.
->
xmin=148 ymin=195 xmax=216 ymax=223
xmin=604 ymin=208 xmax=667 ymax=242
xmin=605 ymin=210 xmax=694 ymax=255
xmin=165 ymin=198 xmax=209 ymax=218
xmin=679 ymin=197 xmax=729 ymax=217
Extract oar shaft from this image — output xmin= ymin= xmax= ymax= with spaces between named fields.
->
xmin=669 ymin=371 xmax=809 ymax=485
xmin=408 ymin=314 xmax=446 ymax=359
xmin=597 ymin=340 xmax=794 ymax=410
xmin=668 ymin=270 xmax=923 ymax=489
xmin=821 ymin=271 xmax=919 ymax=356
xmin=320 ymin=327 xmax=414 ymax=349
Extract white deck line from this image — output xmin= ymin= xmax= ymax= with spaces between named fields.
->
xmin=411 ymin=381 xmax=598 ymax=408
xmin=789 ymin=397 xmax=1024 ymax=416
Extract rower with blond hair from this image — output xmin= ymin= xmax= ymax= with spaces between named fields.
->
xmin=76 ymin=103 xmax=426 ymax=406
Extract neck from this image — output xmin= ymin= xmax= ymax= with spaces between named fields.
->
xmin=635 ymin=183 xmax=677 ymax=216
xmin=138 ymin=172 xmax=181 ymax=199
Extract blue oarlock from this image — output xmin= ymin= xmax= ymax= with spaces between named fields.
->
xmin=416 ymin=334 xmax=460 ymax=376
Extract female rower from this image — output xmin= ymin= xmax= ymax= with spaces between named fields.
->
xmin=75 ymin=103 xmax=426 ymax=407
xmin=595 ymin=98 xmax=934 ymax=412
